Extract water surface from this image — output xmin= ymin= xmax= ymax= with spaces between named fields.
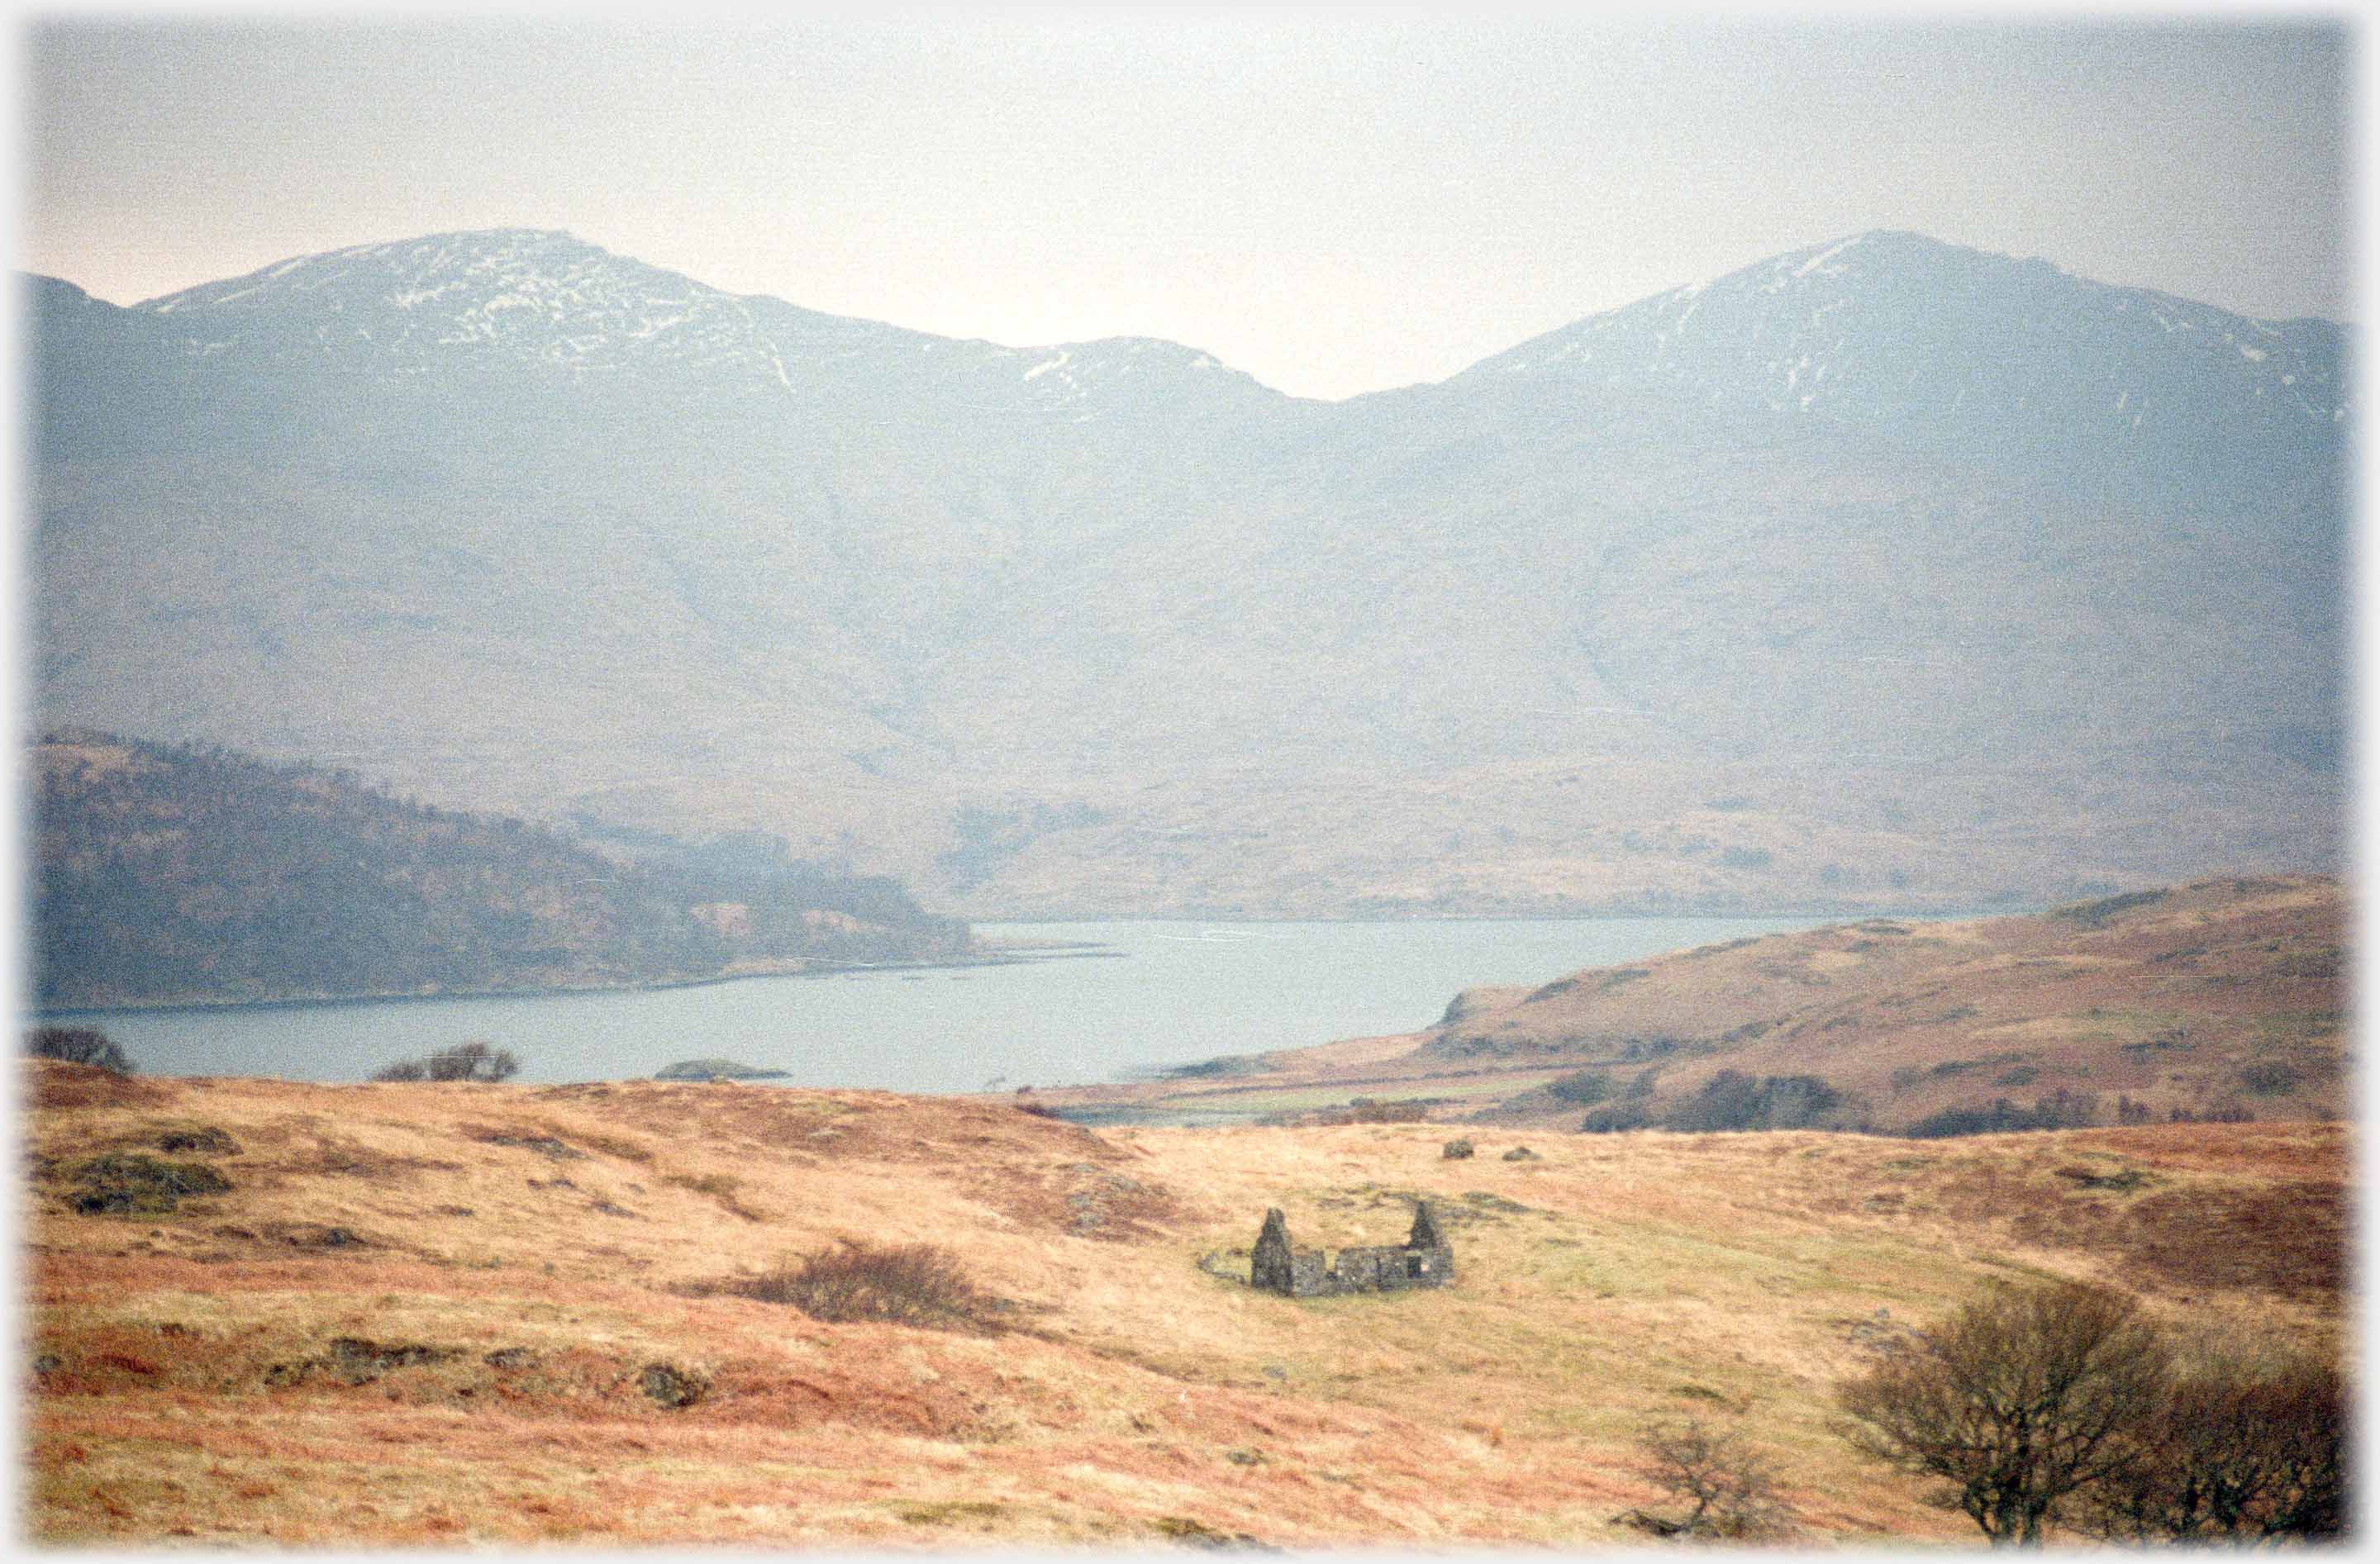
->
xmin=38 ymin=917 xmax=1829 ymax=1091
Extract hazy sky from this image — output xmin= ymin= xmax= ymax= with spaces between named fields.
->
xmin=22 ymin=9 xmax=2356 ymax=400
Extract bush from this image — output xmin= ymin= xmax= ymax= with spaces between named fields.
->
xmin=68 ymin=1153 xmax=231 ymax=1215
xmin=1903 ymin=1101 xmax=2022 ymax=1138
xmin=719 ymin=1240 xmax=994 ymax=1331
xmin=1546 ymin=1069 xmax=1611 ymax=1105
xmin=373 ymin=1040 xmax=519 ymax=1083
xmin=1663 ymin=1070 xmax=1844 ymax=1132
xmin=24 ymin=1026 xmax=134 ymax=1073
xmin=2077 ymin=1335 xmax=2345 ymax=1543
xmin=1345 ymin=1096 xmax=1430 ymax=1124
xmin=1848 ymin=1295 xmax=2348 ymax=1547
xmin=1308 ymin=1097 xmax=1433 ymax=1125
xmin=1579 ymin=1099 xmax=1655 ymax=1134
xmin=1903 ymin=1087 xmax=2098 ymax=1139
xmin=1631 ymin=1416 xmax=1792 ymax=1539
xmin=1664 ymin=1069 xmax=1768 ymax=1132
xmin=2052 ymin=888 xmax=2168 ymax=929
xmin=2237 ymin=1060 xmax=2301 ymax=1097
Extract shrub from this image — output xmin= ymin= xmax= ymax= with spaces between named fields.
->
xmin=1902 ymin=1088 xmax=2099 ymax=1139
xmin=1664 ymin=1069 xmax=1768 ymax=1132
xmin=24 ymin=1026 xmax=133 ymax=1073
xmin=1903 ymin=1101 xmax=2022 ymax=1139
xmin=718 ymin=1240 xmax=993 ymax=1331
xmin=1579 ymin=1099 xmax=1655 ymax=1134
xmin=2237 ymin=1060 xmax=2301 ymax=1097
xmin=68 ymin=1153 xmax=231 ymax=1215
xmin=1662 ymin=1070 xmax=1844 ymax=1132
xmin=1546 ymin=1069 xmax=1611 ymax=1105
xmin=1753 ymin=1073 xmax=1844 ymax=1129
xmin=2076 ymin=1336 xmax=2345 ymax=1543
xmin=639 ymin=1361 xmax=710 ymax=1409
xmin=373 ymin=1040 xmax=519 ymax=1083
xmin=1632 ymin=1416 xmax=1792 ymax=1539
xmin=2052 ymin=888 xmax=2168 ymax=929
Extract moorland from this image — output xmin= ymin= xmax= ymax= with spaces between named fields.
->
xmin=21 ymin=1059 xmax=2346 ymax=1547
xmin=20 ymin=869 xmax=2351 ymax=1547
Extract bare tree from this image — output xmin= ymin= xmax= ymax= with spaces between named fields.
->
xmin=1630 ymin=1416 xmax=1791 ymax=1540
xmin=1835 ymin=1278 xmax=2168 ymax=1547
xmin=2076 ymin=1331 xmax=2347 ymax=1543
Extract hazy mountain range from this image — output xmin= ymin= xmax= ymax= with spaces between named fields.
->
xmin=27 ymin=228 xmax=2350 ymax=916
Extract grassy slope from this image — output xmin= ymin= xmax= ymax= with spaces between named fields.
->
xmin=1035 ymin=873 xmax=2348 ymax=1133
xmin=21 ymin=1059 xmax=2349 ymax=1547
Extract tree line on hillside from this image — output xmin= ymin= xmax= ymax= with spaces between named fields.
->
xmin=1560 ymin=1065 xmax=2259 ymax=1139
xmin=31 ymin=734 xmax=970 ymax=1007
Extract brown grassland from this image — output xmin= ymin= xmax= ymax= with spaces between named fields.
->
xmin=18 ymin=1043 xmax=2351 ymax=1547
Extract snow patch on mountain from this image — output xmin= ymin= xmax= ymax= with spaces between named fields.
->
xmin=1464 ymin=230 xmax=2349 ymax=444
xmin=136 ymin=228 xmax=955 ymax=397
xmin=128 ymin=228 xmax=1291 ymax=423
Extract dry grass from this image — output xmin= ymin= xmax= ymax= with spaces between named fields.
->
xmin=20 ymin=1059 xmax=2350 ymax=1547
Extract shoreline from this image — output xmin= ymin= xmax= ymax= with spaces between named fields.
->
xmin=26 ymin=937 xmax=1121 ymax=1022
xmin=28 ymin=902 xmax=2022 ymax=1021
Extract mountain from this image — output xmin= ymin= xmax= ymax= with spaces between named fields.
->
xmin=1455 ymin=230 xmax=2345 ymax=510
xmin=30 ymin=730 xmax=970 ymax=1009
xmin=25 ymin=229 xmax=2351 ymax=916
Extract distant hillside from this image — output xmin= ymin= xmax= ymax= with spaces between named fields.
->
xmin=30 ymin=731 xmax=970 ymax=1009
xmin=26 ymin=228 xmax=2349 ymax=917
xmin=1031 ymin=874 xmax=2347 ymax=1134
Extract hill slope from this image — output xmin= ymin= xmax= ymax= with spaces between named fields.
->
xmin=31 ymin=730 xmax=969 ymax=1009
xmin=27 ymin=230 xmax=2350 ymax=915
xmin=21 ymin=1060 xmax=2347 ymax=1546
xmin=1035 ymin=873 xmax=2347 ymax=1134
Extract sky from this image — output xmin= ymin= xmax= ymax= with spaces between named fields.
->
xmin=18 ymin=7 xmax=2359 ymax=402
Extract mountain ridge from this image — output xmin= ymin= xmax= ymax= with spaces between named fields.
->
xmin=50 ymin=228 xmax=2341 ymax=409
xmin=26 ymin=226 xmax=2350 ymax=917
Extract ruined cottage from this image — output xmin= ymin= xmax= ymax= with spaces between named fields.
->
xmin=1250 ymin=1202 xmax=1454 ymax=1296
